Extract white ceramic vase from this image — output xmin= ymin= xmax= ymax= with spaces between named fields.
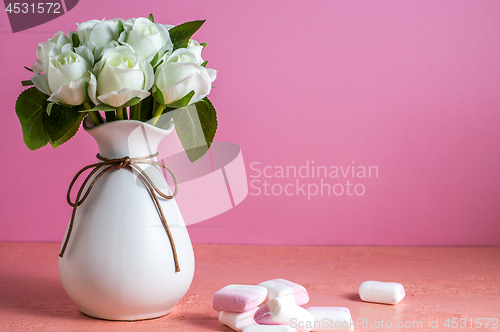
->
xmin=58 ymin=119 xmax=195 ymax=321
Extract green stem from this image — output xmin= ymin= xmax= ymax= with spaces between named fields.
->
xmin=130 ymin=104 xmax=141 ymax=120
xmin=95 ymin=111 xmax=104 ymax=123
xmin=105 ymin=111 xmax=116 ymax=122
xmin=83 ymin=102 xmax=101 ymax=126
xmin=87 ymin=112 xmax=100 ymax=126
xmin=130 ymin=105 xmax=136 ymax=120
xmin=151 ymin=104 xmax=165 ymax=126
xmin=116 ymin=108 xmax=125 ymax=120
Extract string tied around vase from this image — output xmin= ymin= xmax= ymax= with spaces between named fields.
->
xmin=59 ymin=152 xmax=181 ymax=273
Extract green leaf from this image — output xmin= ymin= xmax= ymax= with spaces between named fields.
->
xmin=49 ymin=114 xmax=84 ymax=148
xmin=153 ymin=59 xmax=164 ymax=71
xmin=83 ymin=104 xmax=115 ymax=112
xmin=152 ymin=84 xmax=165 ymax=106
xmin=42 ymin=103 xmax=84 ymax=147
xmin=84 ymin=98 xmax=141 ymax=112
xmin=156 ymin=109 xmax=174 ymax=129
xmin=15 ymin=87 xmax=51 ymax=150
xmin=167 ymin=90 xmax=195 ymax=108
xmin=24 ymin=66 xmax=33 ymax=72
xmin=46 ymin=102 xmax=55 ymax=116
xmin=169 ymin=20 xmax=205 ymax=51
xmin=148 ymin=13 xmax=154 ymax=22
xmin=200 ymin=42 xmax=207 ymax=48
xmin=120 ymin=97 xmax=141 ymax=108
xmin=201 ymin=60 xmax=208 ymax=68
xmin=72 ymin=33 xmax=80 ymax=48
xmin=118 ymin=20 xmax=124 ymax=35
xmin=172 ymin=97 xmax=217 ymax=162
xmin=150 ymin=53 xmax=159 ymax=67
xmin=139 ymin=95 xmax=155 ymax=122
xmin=196 ymin=97 xmax=217 ymax=145
xmin=21 ymin=80 xmax=34 ymax=86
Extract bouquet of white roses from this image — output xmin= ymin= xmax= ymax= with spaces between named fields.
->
xmin=16 ymin=14 xmax=217 ymax=161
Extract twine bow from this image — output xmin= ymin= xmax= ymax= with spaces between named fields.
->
xmin=59 ymin=152 xmax=181 ymax=273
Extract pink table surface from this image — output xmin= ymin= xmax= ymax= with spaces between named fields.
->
xmin=0 ymin=243 xmax=499 ymax=331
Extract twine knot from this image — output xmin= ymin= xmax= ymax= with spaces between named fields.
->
xmin=115 ymin=156 xmax=131 ymax=170
xmin=59 ymin=152 xmax=180 ymax=272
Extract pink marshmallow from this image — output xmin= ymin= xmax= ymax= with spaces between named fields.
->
xmin=213 ymin=284 xmax=268 ymax=312
xmin=258 ymin=279 xmax=309 ymax=305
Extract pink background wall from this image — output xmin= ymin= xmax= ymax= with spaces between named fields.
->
xmin=1 ymin=0 xmax=499 ymax=245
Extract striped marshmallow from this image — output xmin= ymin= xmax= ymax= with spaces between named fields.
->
xmin=258 ymin=279 xmax=309 ymax=305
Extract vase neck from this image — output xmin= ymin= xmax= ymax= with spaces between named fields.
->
xmin=85 ymin=120 xmax=174 ymax=160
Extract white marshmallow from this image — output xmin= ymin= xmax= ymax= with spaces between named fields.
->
xmin=219 ymin=307 xmax=259 ymax=331
xmin=358 ymin=281 xmax=405 ymax=304
xmin=307 ymin=307 xmax=354 ymax=331
xmin=254 ymin=297 xmax=314 ymax=332
xmin=243 ymin=325 xmax=298 ymax=332
xmin=259 ymin=279 xmax=309 ymax=305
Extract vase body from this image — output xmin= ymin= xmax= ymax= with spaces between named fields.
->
xmin=58 ymin=120 xmax=195 ymax=321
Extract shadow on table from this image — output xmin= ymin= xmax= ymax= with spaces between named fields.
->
xmin=0 ymin=269 xmax=229 ymax=328
xmin=342 ymin=293 xmax=364 ymax=303
xmin=0 ymin=270 xmax=90 ymax=320
xmin=178 ymin=312 xmax=232 ymax=331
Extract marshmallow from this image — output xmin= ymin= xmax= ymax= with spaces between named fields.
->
xmin=243 ymin=326 xmax=298 ymax=332
xmin=219 ymin=307 xmax=259 ymax=331
xmin=306 ymin=307 xmax=353 ymax=331
xmin=358 ymin=281 xmax=405 ymax=304
xmin=259 ymin=279 xmax=309 ymax=305
xmin=213 ymin=284 xmax=268 ymax=312
xmin=254 ymin=297 xmax=314 ymax=332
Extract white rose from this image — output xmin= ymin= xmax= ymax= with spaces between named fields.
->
xmin=77 ymin=18 xmax=122 ymax=59
xmin=90 ymin=46 xmax=153 ymax=107
xmin=167 ymin=45 xmax=205 ymax=65
xmin=32 ymin=31 xmax=73 ymax=74
xmin=122 ymin=17 xmax=172 ymax=61
xmin=31 ymin=51 xmax=90 ymax=106
xmin=187 ymin=39 xmax=200 ymax=48
xmin=154 ymin=46 xmax=216 ymax=105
